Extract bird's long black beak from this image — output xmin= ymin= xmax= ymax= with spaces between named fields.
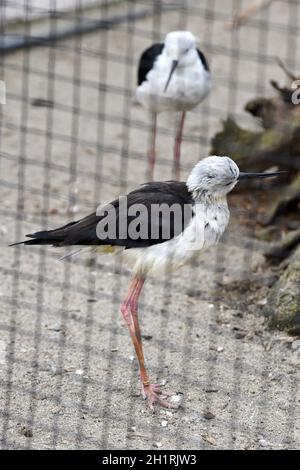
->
xmin=238 ymin=171 xmax=285 ymax=180
xmin=164 ymin=60 xmax=178 ymax=92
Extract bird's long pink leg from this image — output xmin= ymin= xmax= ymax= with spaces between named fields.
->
xmin=173 ymin=111 xmax=186 ymax=180
xmin=120 ymin=275 xmax=178 ymax=410
xmin=147 ymin=112 xmax=157 ymax=181
xmin=121 ymin=276 xmax=148 ymax=385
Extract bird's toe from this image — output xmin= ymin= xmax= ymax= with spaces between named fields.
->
xmin=141 ymin=382 xmax=180 ymax=410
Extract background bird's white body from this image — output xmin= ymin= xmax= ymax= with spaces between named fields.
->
xmin=136 ymin=49 xmax=211 ymax=113
xmin=136 ymin=31 xmax=212 ymax=180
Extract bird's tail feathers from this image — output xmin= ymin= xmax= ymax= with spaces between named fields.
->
xmin=9 ymin=229 xmax=65 ymax=247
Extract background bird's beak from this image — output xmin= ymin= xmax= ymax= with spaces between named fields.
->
xmin=238 ymin=171 xmax=285 ymax=180
xmin=164 ymin=60 xmax=178 ymax=92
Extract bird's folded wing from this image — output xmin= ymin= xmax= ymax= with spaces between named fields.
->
xmin=137 ymin=43 xmax=164 ymax=85
xmin=12 ymin=181 xmax=194 ymax=248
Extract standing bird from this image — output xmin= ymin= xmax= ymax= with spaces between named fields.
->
xmin=10 ymin=156 xmax=282 ymax=409
xmin=136 ymin=30 xmax=211 ymax=180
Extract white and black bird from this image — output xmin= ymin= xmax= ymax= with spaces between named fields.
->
xmin=137 ymin=30 xmax=211 ymax=180
xmin=11 ymin=156 xmax=282 ymax=409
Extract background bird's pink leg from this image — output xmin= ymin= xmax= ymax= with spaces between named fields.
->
xmin=173 ymin=111 xmax=186 ymax=180
xmin=120 ymin=275 xmax=178 ymax=410
xmin=147 ymin=112 xmax=157 ymax=181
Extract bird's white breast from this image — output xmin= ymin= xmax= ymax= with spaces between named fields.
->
xmin=122 ymin=199 xmax=229 ymax=277
xmin=136 ymin=52 xmax=211 ymax=113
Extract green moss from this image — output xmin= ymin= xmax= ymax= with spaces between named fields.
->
xmin=256 ymin=227 xmax=275 ymax=242
xmin=210 ymin=118 xmax=262 ymax=163
xmin=259 ymin=129 xmax=286 ymax=151
xmin=265 ymin=246 xmax=300 ymax=333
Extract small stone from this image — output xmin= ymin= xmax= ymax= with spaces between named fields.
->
xmin=161 ymin=420 xmax=168 ymax=427
xmin=202 ymin=434 xmax=216 ymax=446
xmin=217 ymin=347 xmax=224 ymax=353
xmin=203 ymin=410 xmax=215 ymax=420
xmin=235 ymin=330 xmax=247 ymax=339
xmin=69 ymin=204 xmax=79 ymax=214
xmin=258 ymin=438 xmax=269 ymax=447
xmin=19 ymin=426 xmax=33 ymax=438
xmin=169 ymin=394 xmax=182 ymax=405
xmin=75 ymin=369 xmax=84 ymax=376
xmin=291 ymin=340 xmax=300 ymax=350
xmin=142 ymin=334 xmax=153 ymax=341
xmin=186 ymin=288 xmax=202 ymax=298
xmin=154 ymin=442 xmax=162 ymax=448
xmin=48 ymin=207 xmax=59 ymax=215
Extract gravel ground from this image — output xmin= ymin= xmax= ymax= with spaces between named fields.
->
xmin=0 ymin=0 xmax=299 ymax=450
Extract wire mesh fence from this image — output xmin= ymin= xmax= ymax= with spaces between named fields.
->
xmin=0 ymin=0 xmax=299 ymax=450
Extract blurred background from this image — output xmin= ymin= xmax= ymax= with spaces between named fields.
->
xmin=0 ymin=0 xmax=299 ymax=450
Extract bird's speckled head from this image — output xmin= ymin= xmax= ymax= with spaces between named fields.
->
xmin=164 ymin=31 xmax=197 ymax=63
xmin=187 ymin=156 xmax=239 ymax=199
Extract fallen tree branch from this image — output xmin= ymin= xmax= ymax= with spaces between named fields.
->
xmin=210 ymin=117 xmax=298 ymax=171
xmin=263 ymin=172 xmax=300 ymax=225
xmin=264 ymin=228 xmax=300 ymax=262
xmin=225 ymin=0 xmax=274 ymax=30
xmin=276 ymin=57 xmax=298 ymax=82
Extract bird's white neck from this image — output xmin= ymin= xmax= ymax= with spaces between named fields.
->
xmin=191 ymin=192 xmax=230 ymax=252
xmin=191 ymin=188 xmax=228 ymax=207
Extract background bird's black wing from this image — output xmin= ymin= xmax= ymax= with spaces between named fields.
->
xmin=197 ymin=48 xmax=209 ymax=72
xmin=137 ymin=43 xmax=164 ymax=85
xmin=12 ymin=182 xmax=194 ymax=249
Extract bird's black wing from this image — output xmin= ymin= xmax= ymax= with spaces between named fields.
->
xmin=11 ymin=182 xmax=194 ymax=249
xmin=137 ymin=43 xmax=164 ymax=85
xmin=197 ymin=48 xmax=209 ymax=72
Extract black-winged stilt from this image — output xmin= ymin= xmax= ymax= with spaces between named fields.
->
xmin=11 ymin=156 xmax=282 ymax=409
xmin=137 ymin=30 xmax=211 ymax=180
